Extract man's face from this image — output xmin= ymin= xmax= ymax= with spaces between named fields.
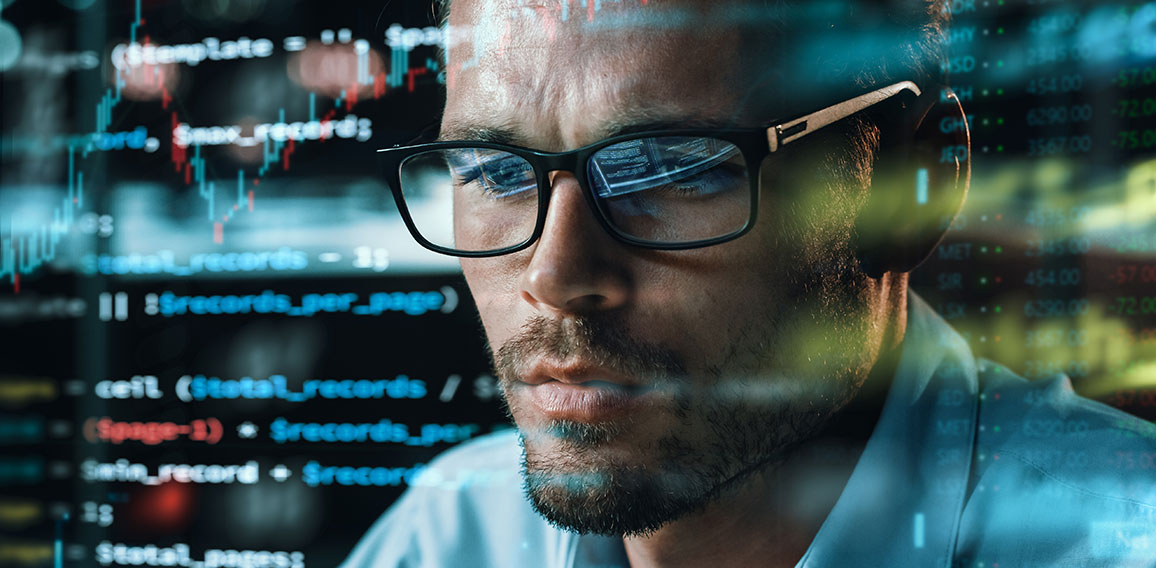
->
xmin=443 ymin=0 xmax=889 ymax=536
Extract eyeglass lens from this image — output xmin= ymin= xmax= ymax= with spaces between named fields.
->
xmin=396 ymin=136 xmax=751 ymax=253
xmin=587 ymin=136 xmax=750 ymax=244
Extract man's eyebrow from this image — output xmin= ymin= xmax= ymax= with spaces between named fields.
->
xmin=437 ymin=115 xmax=738 ymax=147
xmin=437 ymin=125 xmax=522 ymax=145
xmin=594 ymin=114 xmax=738 ymax=140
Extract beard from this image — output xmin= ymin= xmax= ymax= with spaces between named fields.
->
xmin=492 ymin=276 xmax=869 ymax=537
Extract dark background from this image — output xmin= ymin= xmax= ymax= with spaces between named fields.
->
xmin=2 ymin=0 xmax=1155 ymax=566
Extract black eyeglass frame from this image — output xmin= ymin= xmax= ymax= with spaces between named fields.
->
xmin=377 ymin=80 xmax=923 ymax=258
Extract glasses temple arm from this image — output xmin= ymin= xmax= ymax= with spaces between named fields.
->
xmin=765 ymin=81 xmax=922 ymax=153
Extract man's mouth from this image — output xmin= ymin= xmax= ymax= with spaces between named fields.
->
xmin=517 ymin=360 xmax=659 ymax=421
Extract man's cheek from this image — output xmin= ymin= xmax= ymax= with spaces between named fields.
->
xmin=462 ymin=265 xmax=519 ymax=344
xmin=480 ymin=312 xmax=523 ymax=360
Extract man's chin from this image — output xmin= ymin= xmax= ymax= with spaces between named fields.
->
xmin=532 ymin=418 xmax=627 ymax=448
xmin=518 ymin=433 xmax=718 ymax=537
xmin=522 ymin=463 xmax=686 ymax=537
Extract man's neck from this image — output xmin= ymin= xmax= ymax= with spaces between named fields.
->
xmin=621 ymin=462 xmax=818 ymax=568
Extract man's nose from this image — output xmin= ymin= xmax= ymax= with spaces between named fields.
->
xmin=518 ymin=171 xmax=631 ymax=315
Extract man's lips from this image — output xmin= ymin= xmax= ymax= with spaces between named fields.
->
xmin=516 ymin=360 xmax=658 ymax=422
xmin=521 ymin=360 xmax=646 ymax=388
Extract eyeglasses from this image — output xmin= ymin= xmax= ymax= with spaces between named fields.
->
xmin=378 ymin=81 xmax=922 ymax=258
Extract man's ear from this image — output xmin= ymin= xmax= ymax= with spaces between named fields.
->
xmin=853 ymin=87 xmax=971 ymax=279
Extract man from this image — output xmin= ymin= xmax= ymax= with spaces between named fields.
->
xmin=345 ymin=1 xmax=1156 ymax=566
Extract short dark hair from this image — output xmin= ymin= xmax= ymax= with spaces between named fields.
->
xmin=784 ymin=0 xmax=952 ymax=93
xmin=881 ymin=0 xmax=952 ymax=89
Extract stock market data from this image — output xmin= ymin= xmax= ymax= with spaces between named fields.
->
xmin=1 ymin=0 xmax=1155 ymax=566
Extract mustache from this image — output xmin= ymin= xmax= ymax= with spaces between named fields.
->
xmin=493 ymin=315 xmax=686 ymax=385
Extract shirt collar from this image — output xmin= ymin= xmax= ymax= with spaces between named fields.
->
xmin=797 ymin=291 xmax=980 ymax=567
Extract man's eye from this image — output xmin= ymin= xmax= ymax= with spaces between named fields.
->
xmin=591 ymin=140 xmax=746 ymax=200
xmin=453 ymin=167 xmax=483 ymax=186
xmin=619 ymin=158 xmax=746 ymax=200
xmin=454 ymin=165 xmax=534 ymax=198
xmin=654 ymin=163 xmax=746 ymax=196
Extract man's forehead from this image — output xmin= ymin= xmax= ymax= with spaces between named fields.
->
xmin=442 ymin=0 xmax=757 ymax=148
xmin=446 ymin=0 xmax=715 ymax=35
xmin=444 ymin=0 xmax=749 ymax=71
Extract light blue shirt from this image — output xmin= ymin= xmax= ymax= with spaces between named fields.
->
xmin=343 ymin=293 xmax=1156 ymax=567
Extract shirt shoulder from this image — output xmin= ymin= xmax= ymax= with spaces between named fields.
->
xmin=974 ymin=360 xmax=1156 ymax=501
xmin=340 ymin=429 xmax=572 ymax=568
xmin=957 ymin=362 xmax=1156 ymax=566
